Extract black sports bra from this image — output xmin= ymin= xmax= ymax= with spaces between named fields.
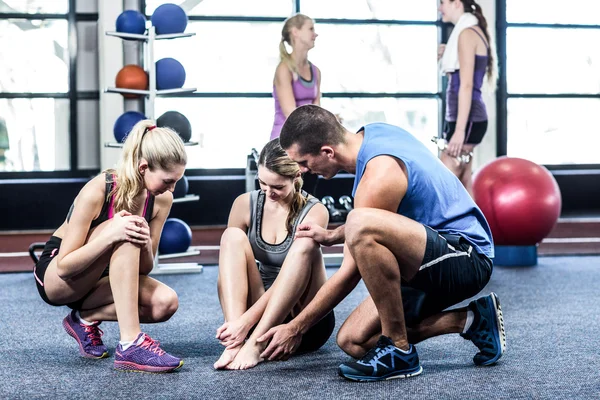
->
xmin=66 ymin=173 xmax=154 ymax=229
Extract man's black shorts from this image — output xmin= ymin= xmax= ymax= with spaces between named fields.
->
xmin=401 ymin=226 xmax=493 ymax=325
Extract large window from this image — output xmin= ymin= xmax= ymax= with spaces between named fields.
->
xmin=507 ymin=98 xmax=600 ymax=165
xmin=300 ymin=0 xmax=437 ymax=20
xmin=0 ymin=0 xmax=99 ymax=173
xmin=0 ymin=15 xmax=69 ymax=172
xmin=145 ymin=0 xmax=292 ymax=17
xmin=321 ymin=98 xmax=439 ymax=148
xmin=503 ymin=0 xmax=600 ymax=166
xmin=149 ymin=0 xmax=441 ymax=169
xmin=1 ymin=1 xmax=443 ymax=172
xmin=0 ymin=98 xmax=70 ymax=171
xmin=506 ymin=0 xmax=600 ymax=25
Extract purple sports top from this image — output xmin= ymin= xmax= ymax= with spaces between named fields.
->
xmin=270 ymin=62 xmax=318 ymax=139
xmin=445 ymin=28 xmax=489 ymax=123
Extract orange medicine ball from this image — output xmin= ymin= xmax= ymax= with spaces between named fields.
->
xmin=115 ymin=65 xmax=148 ymax=98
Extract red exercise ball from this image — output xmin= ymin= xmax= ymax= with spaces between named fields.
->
xmin=473 ymin=156 xmax=562 ymax=246
xmin=115 ymin=65 xmax=148 ymax=98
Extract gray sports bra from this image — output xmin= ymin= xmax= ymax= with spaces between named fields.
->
xmin=247 ymin=189 xmax=319 ymax=289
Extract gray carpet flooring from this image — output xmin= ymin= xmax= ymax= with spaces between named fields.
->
xmin=2 ymin=256 xmax=600 ymax=399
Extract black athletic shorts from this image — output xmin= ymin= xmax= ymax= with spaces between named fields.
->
xmin=247 ymin=310 xmax=335 ymax=354
xmin=401 ymin=226 xmax=493 ymax=326
xmin=293 ymin=311 xmax=335 ymax=354
xmin=444 ymin=120 xmax=488 ymax=145
xmin=34 ymin=236 xmax=110 ymax=310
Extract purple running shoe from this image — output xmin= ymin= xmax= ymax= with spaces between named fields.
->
xmin=62 ymin=310 xmax=109 ymax=359
xmin=114 ymin=332 xmax=183 ymax=373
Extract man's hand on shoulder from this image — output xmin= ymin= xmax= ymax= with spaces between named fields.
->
xmin=295 ymin=222 xmax=334 ymax=246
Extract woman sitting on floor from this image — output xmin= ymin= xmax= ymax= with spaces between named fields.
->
xmin=214 ymin=138 xmax=334 ymax=370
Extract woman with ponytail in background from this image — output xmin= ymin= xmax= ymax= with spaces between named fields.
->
xmin=33 ymin=120 xmax=187 ymax=373
xmin=214 ymin=138 xmax=334 ymax=371
xmin=438 ymin=0 xmax=496 ymax=196
xmin=270 ymin=13 xmax=321 ymax=195
xmin=271 ymin=13 xmax=320 ymax=140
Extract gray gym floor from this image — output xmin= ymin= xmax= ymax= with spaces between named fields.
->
xmin=2 ymin=256 xmax=599 ymax=399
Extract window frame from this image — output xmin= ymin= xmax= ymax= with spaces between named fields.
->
xmin=0 ymin=0 xmax=99 ymax=176
xmin=0 ymin=1 xmax=447 ymax=175
xmin=141 ymin=0 xmax=446 ymax=172
xmin=496 ymin=0 xmax=600 ymax=170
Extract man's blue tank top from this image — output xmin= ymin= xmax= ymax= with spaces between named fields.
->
xmin=351 ymin=123 xmax=494 ymax=257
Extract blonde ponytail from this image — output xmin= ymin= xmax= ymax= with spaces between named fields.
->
xmin=106 ymin=119 xmax=187 ymax=213
xmin=279 ymin=13 xmax=312 ymax=76
xmin=286 ymin=177 xmax=307 ymax=233
xmin=279 ymin=38 xmax=296 ymax=75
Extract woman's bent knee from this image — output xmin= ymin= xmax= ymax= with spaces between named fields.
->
xmin=220 ymin=227 xmax=249 ymax=247
xmin=288 ymin=237 xmax=320 ymax=258
xmin=146 ymin=287 xmax=179 ymax=322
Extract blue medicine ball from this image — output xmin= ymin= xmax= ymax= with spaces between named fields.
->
xmin=116 ymin=10 xmax=146 ymax=35
xmin=113 ymin=111 xmax=146 ymax=143
xmin=151 ymin=3 xmax=188 ymax=35
xmin=156 ymin=58 xmax=186 ymax=90
xmin=159 ymin=218 xmax=192 ymax=255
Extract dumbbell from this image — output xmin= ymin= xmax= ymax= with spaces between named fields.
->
xmin=431 ymin=136 xmax=473 ymax=164
xmin=339 ymin=195 xmax=353 ymax=212
xmin=321 ymin=196 xmax=345 ymax=222
xmin=251 ymin=148 xmax=259 ymax=164
xmin=246 ymin=148 xmax=260 ymax=192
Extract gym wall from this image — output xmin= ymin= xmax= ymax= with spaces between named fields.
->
xmin=0 ymin=0 xmax=599 ymax=232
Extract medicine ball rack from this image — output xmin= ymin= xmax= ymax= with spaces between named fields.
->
xmin=104 ymin=27 xmax=196 ymax=120
xmin=104 ymin=25 xmax=202 ymax=275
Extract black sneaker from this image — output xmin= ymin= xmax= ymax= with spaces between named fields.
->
xmin=338 ymin=336 xmax=423 ymax=382
xmin=461 ymin=292 xmax=506 ymax=366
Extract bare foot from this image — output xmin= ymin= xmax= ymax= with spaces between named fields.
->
xmin=214 ymin=345 xmax=242 ymax=370
xmin=225 ymin=341 xmax=264 ymax=370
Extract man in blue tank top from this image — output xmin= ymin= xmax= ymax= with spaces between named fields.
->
xmin=256 ymin=105 xmax=506 ymax=382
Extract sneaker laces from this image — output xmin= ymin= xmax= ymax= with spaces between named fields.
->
xmin=82 ymin=324 xmax=104 ymax=346
xmin=359 ymin=344 xmax=389 ymax=364
xmin=139 ymin=335 xmax=166 ymax=356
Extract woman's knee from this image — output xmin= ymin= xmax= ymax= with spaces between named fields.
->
xmin=440 ymin=153 xmax=461 ymax=175
xmin=287 ymin=237 xmax=320 ymax=260
xmin=217 ymin=227 xmax=253 ymax=279
xmin=145 ymin=286 xmax=179 ymax=322
xmin=111 ymin=241 xmax=143 ymax=261
xmin=220 ymin=227 xmax=249 ymax=248
xmin=459 ymin=161 xmax=473 ymax=181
